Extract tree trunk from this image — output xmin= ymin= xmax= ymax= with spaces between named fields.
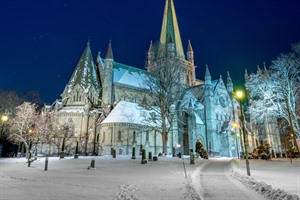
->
xmin=162 ymin=131 xmax=168 ymax=154
xmin=25 ymin=144 xmax=30 ymax=159
xmin=162 ymin=114 xmax=168 ymax=154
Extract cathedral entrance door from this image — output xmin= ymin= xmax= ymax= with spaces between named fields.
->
xmin=183 ymin=133 xmax=189 ymax=155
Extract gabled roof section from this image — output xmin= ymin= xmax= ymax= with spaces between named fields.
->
xmin=101 ymin=101 xmax=161 ymax=127
xmin=65 ymin=41 xmax=100 ymax=94
xmin=160 ymin=0 xmax=185 ymax=58
xmin=113 ymin=61 xmax=150 ymax=89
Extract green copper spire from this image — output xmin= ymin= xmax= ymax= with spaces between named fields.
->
xmin=160 ymin=0 xmax=184 ymax=58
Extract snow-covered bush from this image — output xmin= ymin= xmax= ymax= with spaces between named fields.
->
xmin=195 ymin=140 xmax=208 ymax=159
xmin=257 ymin=143 xmax=271 ymax=160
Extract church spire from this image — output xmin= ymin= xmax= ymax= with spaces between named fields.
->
xmin=105 ymin=40 xmax=114 ymax=60
xmin=187 ymin=40 xmax=194 ymax=64
xmin=244 ymin=68 xmax=249 ymax=83
xmin=205 ymin=64 xmax=211 ymax=84
xmin=226 ymin=71 xmax=233 ymax=94
xmin=160 ymin=0 xmax=184 ymax=58
xmin=263 ymin=62 xmax=269 ymax=78
xmin=147 ymin=40 xmax=155 ymax=71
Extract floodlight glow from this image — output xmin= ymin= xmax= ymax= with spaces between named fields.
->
xmin=236 ymin=91 xmax=243 ymax=99
xmin=1 ymin=115 xmax=8 ymax=122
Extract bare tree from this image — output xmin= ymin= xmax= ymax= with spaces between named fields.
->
xmin=46 ymin=116 xmax=76 ymax=156
xmin=33 ymin=109 xmax=56 ymax=154
xmin=8 ymin=102 xmax=38 ymax=158
xmin=245 ymin=42 xmax=300 ymax=141
xmin=246 ymin=43 xmax=300 ymax=153
xmin=245 ymin=71 xmax=278 ymax=123
xmin=143 ymin=43 xmax=185 ymax=154
xmin=270 ymin=43 xmax=300 ymax=137
xmin=0 ymin=90 xmax=22 ymax=114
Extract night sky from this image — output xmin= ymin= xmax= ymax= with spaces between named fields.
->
xmin=1 ymin=0 xmax=300 ymax=104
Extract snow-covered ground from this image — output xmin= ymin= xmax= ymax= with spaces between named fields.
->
xmin=0 ymin=155 xmax=203 ymax=200
xmin=230 ymin=158 xmax=300 ymax=200
xmin=0 ymin=156 xmax=299 ymax=200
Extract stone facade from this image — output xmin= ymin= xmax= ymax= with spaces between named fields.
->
xmin=45 ymin=0 xmax=266 ymax=157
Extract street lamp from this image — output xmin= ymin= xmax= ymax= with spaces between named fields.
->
xmin=1 ymin=115 xmax=8 ymax=123
xmin=236 ymin=90 xmax=251 ymax=176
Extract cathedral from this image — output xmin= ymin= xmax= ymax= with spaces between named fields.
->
xmin=49 ymin=0 xmax=248 ymax=157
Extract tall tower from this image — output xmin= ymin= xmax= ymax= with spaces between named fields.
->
xmin=186 ymin=40 xmax=196 ymax=86
xmin=102 ymin=40 xmax=114 ymax=106
xmin=159 ymin=0 xmax=196 ymax=86
xmin=204 ymin=65 xmax=215 ymax=152
xmin=160 ymin=0 xmax=184 ymax=59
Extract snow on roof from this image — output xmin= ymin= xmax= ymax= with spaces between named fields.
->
xmin=195 ymin=112 xmax=204 ymax=125
xmin=101 ymin=101 xmax=160 ymax=127
xmin=113 ymin=62 xmax=150 ymax=89
xmin=59 ymin=106 xmax=84 ymax=113
xmin=66 ymin=43 xmax=100 ymax=94
xmin=180 ymin=90 xmax=204 ymax=110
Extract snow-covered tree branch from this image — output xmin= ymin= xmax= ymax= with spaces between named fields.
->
xmin=246 ymin=42 xmax=300 ymax=137
xmin=143 ymin=43 xmax=186 ymax=154
xmin=8 ymin=102 xmax=38 ymax=157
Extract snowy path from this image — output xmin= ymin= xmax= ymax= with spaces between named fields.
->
xmin=197 ymin=158 xmax=267 ymax=200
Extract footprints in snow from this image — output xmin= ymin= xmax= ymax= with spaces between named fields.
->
xmin=114 ymin=184 xmax=140 ymax=200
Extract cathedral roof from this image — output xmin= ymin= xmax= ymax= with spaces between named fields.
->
xmin=101 ymin=101 xmax=161 ymax=127
xmin=160 ymin=0 xmax=185 ymax=58
xmin=65 ymin=42 xmax=100 ymax=94
xmin=112 ymin=62 xmax=149 ymax=89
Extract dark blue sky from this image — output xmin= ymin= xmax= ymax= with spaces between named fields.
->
xmin=1 ymin=0 xmax=300 ymax=104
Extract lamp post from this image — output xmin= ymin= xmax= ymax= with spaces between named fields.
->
xmin=236 ymin=90 xmax=251 ymax=176
xmin=232 ymin=122 xmax=239 ymax=159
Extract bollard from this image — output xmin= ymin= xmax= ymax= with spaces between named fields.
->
xmin=153 ymin=156 xmax=158 ymax=161
xmin=74 ymin=141 xmax=79 ymax=159
xmin=178 ymin=152 xmax=182 ymax=158
xmin=131 ymin=147 xmax=136 ymax=159
xmin=90 ymin=159 xmax=95 ymax=168
xmin=44 ymin=156 xmax=48 ymax=171
xmin=190 ymin=150 xmax=195 ymax=165
xmin=141 ymin=149 xmax=147 ymax=164
xmin=148 ymin=151 xmax=152 ymax=161
xmin=112 ymin=149 xmax=116 ymax=158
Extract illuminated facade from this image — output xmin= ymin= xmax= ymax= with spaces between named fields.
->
xmin=48 ymin=0 xmax=255 ymax=157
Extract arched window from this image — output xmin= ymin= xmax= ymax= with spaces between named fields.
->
xmin=146 ymin=131 xmax=149 ymax=142
xmin=133 ymin=131 xmax=136 ymax=142
xmin=118 ymin=131 xmax=121 ymax=141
